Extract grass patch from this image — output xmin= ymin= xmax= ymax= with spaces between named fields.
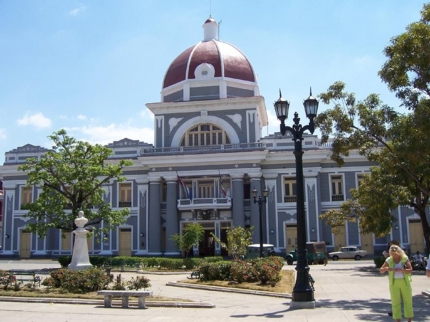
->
xmin=179 ymin=269 xmax=295 ymax=294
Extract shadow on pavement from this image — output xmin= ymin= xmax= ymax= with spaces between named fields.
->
xmin=230 ymin=295 xmax=430 ymax=321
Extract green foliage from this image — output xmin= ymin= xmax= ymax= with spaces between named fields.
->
xmin=18 ymin=129 xmax=132 ymax=239
xmin=58 ymin=256 xmax=72 ymax=268
xmin=111 ymin=276 xmax=126 ymax=290
xmin=379 ymin=3 xmax=430 ymax=110
xmin=158 ymin=258 xmax=184 ymax=270
xmin=127 ymin=276 xmax=151 ymax=290
xmin=374 ymin=256 xmax=386 ymax=269
xmin=41 ymin=277 xmax=56 ymax=289
xmin=199 ymin=261 xmax=232 ymax=281
xmin=201 ymin=256 xmax=224 ymax=263
xmin=317 ymin=81 xmax=430 ymax=250
xmin=183 ymin=258 xmax=204 ymax=269
xmin=88 ymin=256 xmax=109 ymax=267
xmin=49 ymin=268 xmax=110 ymax=293
xmin=230 ymin=260 xmax=259 ymax=283
xmin=0 ymin=270 xmax=12 ymax=289
xmin=58 ymin=255 xmax=223 ymax=271
xmin=253 ymin=257 xmax=283 ymax=286
xmin=211 ymin=226 xmax=254 ymax=260
xmin=58 ymin=255 xmax=110 ymax=268
xmin=170 ymin=223 xmax=204 ymax=258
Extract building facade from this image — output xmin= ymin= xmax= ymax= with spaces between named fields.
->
xmin=0 ymin=18 xmax=426 ymax=259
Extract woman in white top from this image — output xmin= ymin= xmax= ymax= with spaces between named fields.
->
xmin=380 ymin=245 xmax=413 ymax=322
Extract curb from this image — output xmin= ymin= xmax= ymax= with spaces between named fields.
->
xmin=0 ymin=296 xmax=215 ymax=308
xmin=166 ymin=282 xmax=292 ymax=298
xmin=422 ymin=290 xmax=430 ymax=298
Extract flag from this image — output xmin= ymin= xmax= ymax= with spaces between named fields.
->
xmin=219 ymin=172 xmax=227 ymax=197
xmin=177 ymin=175 xmax=191 ymax=199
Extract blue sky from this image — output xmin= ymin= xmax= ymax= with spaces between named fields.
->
xmin=0 ymin=1 xmax=426 ymax=157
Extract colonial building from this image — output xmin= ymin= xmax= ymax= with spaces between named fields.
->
xmin=0 ymin=18 xmax=425 ymax=259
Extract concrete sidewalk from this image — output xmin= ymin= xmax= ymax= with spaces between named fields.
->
xmin=0 ymin=259 xmax=429 ymax=321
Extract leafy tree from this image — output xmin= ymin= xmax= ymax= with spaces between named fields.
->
xmin=316 ymin=4 xmax=430 ymax=252
xmin=379 ymin=3 xmax=430 ymax=110
xmin=316 ymin=82 xmax=430 ymax=252
xmin=18 ymin=129 xmax=132 ymax=239
xmin=211 ymin=226 xmax=254 ymax=260
xmin=171 ymin=223 xmax=204 ymax=258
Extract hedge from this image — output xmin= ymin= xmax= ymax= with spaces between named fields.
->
xmin=58 ymin=255 xmax=223 ymax=270
xmin=374 ymin=256 xmax=386 ymax=268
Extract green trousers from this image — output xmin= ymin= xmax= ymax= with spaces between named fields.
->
xmin=389 ymin=278 xmax=413 ymax=320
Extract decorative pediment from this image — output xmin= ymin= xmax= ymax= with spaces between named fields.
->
xmin=15 ymin=144 xmax=49 ymax=153
xmin=112 ymin=138 xmax=139 ymax=147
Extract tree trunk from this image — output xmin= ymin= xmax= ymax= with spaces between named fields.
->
xmin=416 ymin=207 xmax=430 ymax=254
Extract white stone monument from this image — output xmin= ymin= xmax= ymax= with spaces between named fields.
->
xmin=68 ymin=211 xmax=93 ymax=271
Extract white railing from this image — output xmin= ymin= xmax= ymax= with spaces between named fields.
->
xmin=140 ymin=142 xmax=265 ymax=155
xmin=177 ymin=197 xmax=232 ymax=210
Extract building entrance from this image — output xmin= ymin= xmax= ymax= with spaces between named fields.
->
xmin=199 ymin=229 xmax=215 ymax=256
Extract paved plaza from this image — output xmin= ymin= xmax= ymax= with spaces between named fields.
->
xmin=0 ymin=259 xmax=429 ymax=321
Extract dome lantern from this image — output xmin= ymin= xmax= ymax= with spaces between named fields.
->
xmin=203 ymin=17 xmax=218 ymax=41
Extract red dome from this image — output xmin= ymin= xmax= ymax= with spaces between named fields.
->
xmin=163 ymin=39 xmax=256 ymax=89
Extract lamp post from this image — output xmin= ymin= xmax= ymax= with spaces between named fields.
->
xmin=252 ymin=187 xmax=269 ymax=258
xmin=274 ymin=88 xmax=319 ymax=309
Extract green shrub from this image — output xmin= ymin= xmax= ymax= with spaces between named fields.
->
xmin=106 ymin=256 xmax=141 ymax=268
xmin=49 ymin=267 xmax=110 ymax=293
xmin=57 ymin=255 xmax=225 ymax=272
xmin=146 ymin=257 xmax=160 ymax=268
xmin=230 ymin=260 xmax=258 ymax=283
xmin=203 ymin=256 xmax=224 ymax=263
xmin=215 ymin=261 xmax=232 ymax=281
xmin=198 ymin=261 xmax=231 ymax=281
xmin=159 ymin=258 xmax=179 ymax=270
xmin=253 ymin=257 xmax=283 ymax=286
xmin=58 ymin=256 xmax=72 ymax=268
xmin=183 ymin=258 xmax=201 ymax=269
xmin=50 ymin=268 xmax=66 ymax=287
xmin=89 ymin=256 xmax=109 ymax=267
xmin=58 ymin=255 xmax=110 ymax=268
xmin=41 ymin=277 xmax=56 ymax=289
xmin=127 ymin=276 xmax=151 ymax=290
xmin=254 ymin=262 xmax=281 ymax=286
xmin=374 ymin=256 xmax=385 ymax=268
xmin=0 ymin=270 xmax=11 ymax=288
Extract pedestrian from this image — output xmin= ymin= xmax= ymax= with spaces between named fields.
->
xmin=427 ymin=252 xmax=430 ymax=278
xmin=412 ymin=251 xmax=425 ymax=270
xmin=383 ymin=240 xmax=400 ymax=317
xmin=380 ymin=245 xmax=413 ymax=322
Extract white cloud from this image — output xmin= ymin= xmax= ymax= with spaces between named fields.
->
xmin=66 ymin=123 xmax=154 ymax=145
xmin=17 ymin=112 xmax=52 ymax=129
xmin=77 ymin=114 xmax=86 ymax=120
xmin=0 ymin=129 xmax=6 ymax=140
xmin=262 ymin=109 xmax=280 ymax=135
xmin=69 ymin=6 xmax=86 ymax=16
xmin=140 ymin=109 xmax=155 ymax=120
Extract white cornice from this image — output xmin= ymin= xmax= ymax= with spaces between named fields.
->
xmin=146 ymin=96 xmax=267 ymax=126
xmin=139 ymin=150 xmax=268 ymax=168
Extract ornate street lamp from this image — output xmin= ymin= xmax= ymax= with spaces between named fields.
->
xmin=274 ymin=88 xmax=318 ymax=309
xmin=252 ymin=187 xmax=269 ymax=258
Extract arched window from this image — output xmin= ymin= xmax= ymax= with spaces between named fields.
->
xmin=181 ymin=124 xmax=230 ymax=147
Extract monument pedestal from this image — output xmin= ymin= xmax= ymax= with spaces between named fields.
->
xmin=68 ymin=211 xmax=93 ymax=271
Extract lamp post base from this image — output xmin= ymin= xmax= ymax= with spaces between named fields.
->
xmin=290 ymin=299 xmax=316 ymax=310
